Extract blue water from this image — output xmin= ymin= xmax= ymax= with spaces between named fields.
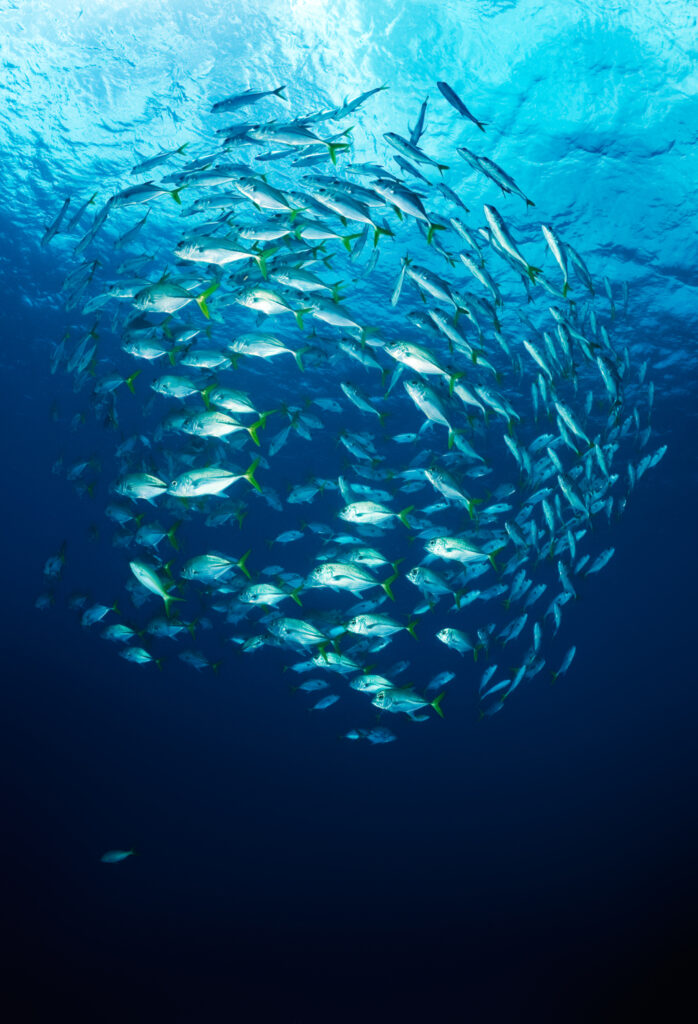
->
xmin=2 ymin=2 xmax=697 ymax=1019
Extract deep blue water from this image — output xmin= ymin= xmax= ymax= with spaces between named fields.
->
xmin=2 ymin=2 xmax=697 ymax=1020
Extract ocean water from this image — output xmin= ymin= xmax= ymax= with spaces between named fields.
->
xmin=2 ymin=1 xmax=697 ymax=1020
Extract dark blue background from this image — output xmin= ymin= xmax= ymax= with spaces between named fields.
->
xmin=2 ymin=291 xmax=697 ymax=1022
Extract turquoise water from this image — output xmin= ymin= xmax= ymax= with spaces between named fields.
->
xmin=1 ymin=2 xmax=696 ymax=1019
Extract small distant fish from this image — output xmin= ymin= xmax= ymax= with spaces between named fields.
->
xmin=409 ymin=97 xmax=428 ymax=145
xmin=210 ymin=85 xmax=287 ymax=113
xmin=310 ymin=694 xmax=340 ymax=711
xmin=344 ymin=727 xmax=397 ymax=744
xmin=552 ymin=646 xmax=576 ymax=682
xmin=436 ymin=81 xmax=487 ymax=132
xmin=100 ymin=849 xmax=135 ymax=863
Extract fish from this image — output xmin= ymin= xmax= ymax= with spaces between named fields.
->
xmin=383 ymin=132 xmax=448 ymax=174
xmin=409 ymin=97 xmax=429 ymax=144
xmin=210 ymin=85 xmax=287 ymax=113
xmin=585 ymin=548 xmax=615 ymax=575
xmin=133 ymin=280 xmax=219 ymax=318
xmin=181 ymin=551 xmax=251 ymax=583
xmin=426 ymin=536 xmax=504 ymax=571
xmin=115 ymin=473 xmax=168 ymax=503
xmin=552 ymin=646 xmax=576 ymax=681
xmin=483 ymin=205 xmax=540 ymax=283
xmin=436 ymin=628 xmax=479 ymax=658
xmin=310 ymin=694 xmax=340 ymax=711
xmin=339 ymin=501 xmax=413 ymax=529
xmin=129 ymin=561 xmax=181 ymax=615
xmin=100 ymin=849 xmax=135 ymax=863
xmin=268 ymin=616 xmax=328 ymax=649
xmin=541 ymin=225 xmax=570 ymax=297
xmin=436 ymin=81 xmax=487 ymax=132
xmin=306 ymin=562 xmax=397 ymax=601
xmin=346 ymin=613 xmax=416 ymax=640
xmin=372 ymin=687 xmax=444 ymax=719
xmin=41 ymin=197 xmax=71 ymax=246
xmin=344 ymin=727 xmax=397 ymax=744
xmin=43 ymin=69 xmax=662 ymax=742
xmin=167 ymin=460 xmax=261 ymax=497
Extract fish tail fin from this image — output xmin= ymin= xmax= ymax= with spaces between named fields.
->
xmin=328 ymin=142 xmax=350 ymax=165
xmin=476 ymin=120 xmax=487 ymax=133
xmin=245 ymin=457 xmax=262 ymax=493
xmin=237 ymin=549 xmax=252 ymax=579
xmin=169 ymin=188 xmax=183 ymax=205
xmin=290 ymin=586 xmax=303 ymax=607
xmin=373 ymin=223 xmax=394 ymax=246
xmin=274 ymin=85 xmax=288 ymax=101
xmin=437 ymin=163 xmax=449 ymax=175
xmin=406 ymin=618 xmax=418 ymax=640
xmin=431 ymin=691 xmax=445 ymax=717
xmin=398 ymin=505 xmax=414 ymax=529
xmin=488 ymin=546 xmax=506 ymax=572
xmin=330 ymin=281 xmax=344 ymax=302
xmin=342 ymin=232 xmax=362 ymax=252
xmin=468 ymin=498 xmax=483 ymax=520
xmin=294 ymin=347 xmax=308 ymax=372
xmin=176 ymin=143 xmax=189 ymax=155
xmin=167 ymin=520 xmax=181 ymax=551
xmin=246 ymin=412 xmax=267 ymax=446
xmin=200 ymin=384 xmax=215 ymax=409
xmin=288 ymin=206 xmax=306 ymax=222
xmin=163 ymin=592 xmax=183 ymax=618
xmin=562 ymin=282 xmax=569 ymax=298
xmin=526 ymin=198 xmax=535 ymax=207
xmin=295 ymin=309 xmax=311 ymax=331
xmin=254 ymin=246 xmax=278 ymax=279
xmin=382 ymin=573 xmax=398 ymax=602
xmin=195 ymin=281 xmax=219 ymax=319
xmin=528 ymin=265 xmax=541 ymax=284
xmin=125 ymin=370 xmax=141 ymax=394
xmin=426 ymin=223 xmax=446 ymax=245
xmin=448 ymin=371 xmax=463 ymax=397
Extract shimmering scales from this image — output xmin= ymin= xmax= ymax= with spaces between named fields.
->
xmin=43 ymin=72 xmax=663 ymax=738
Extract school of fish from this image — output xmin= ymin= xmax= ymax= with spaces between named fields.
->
xmin=39 ymin=80 xmax=665 ymax=739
